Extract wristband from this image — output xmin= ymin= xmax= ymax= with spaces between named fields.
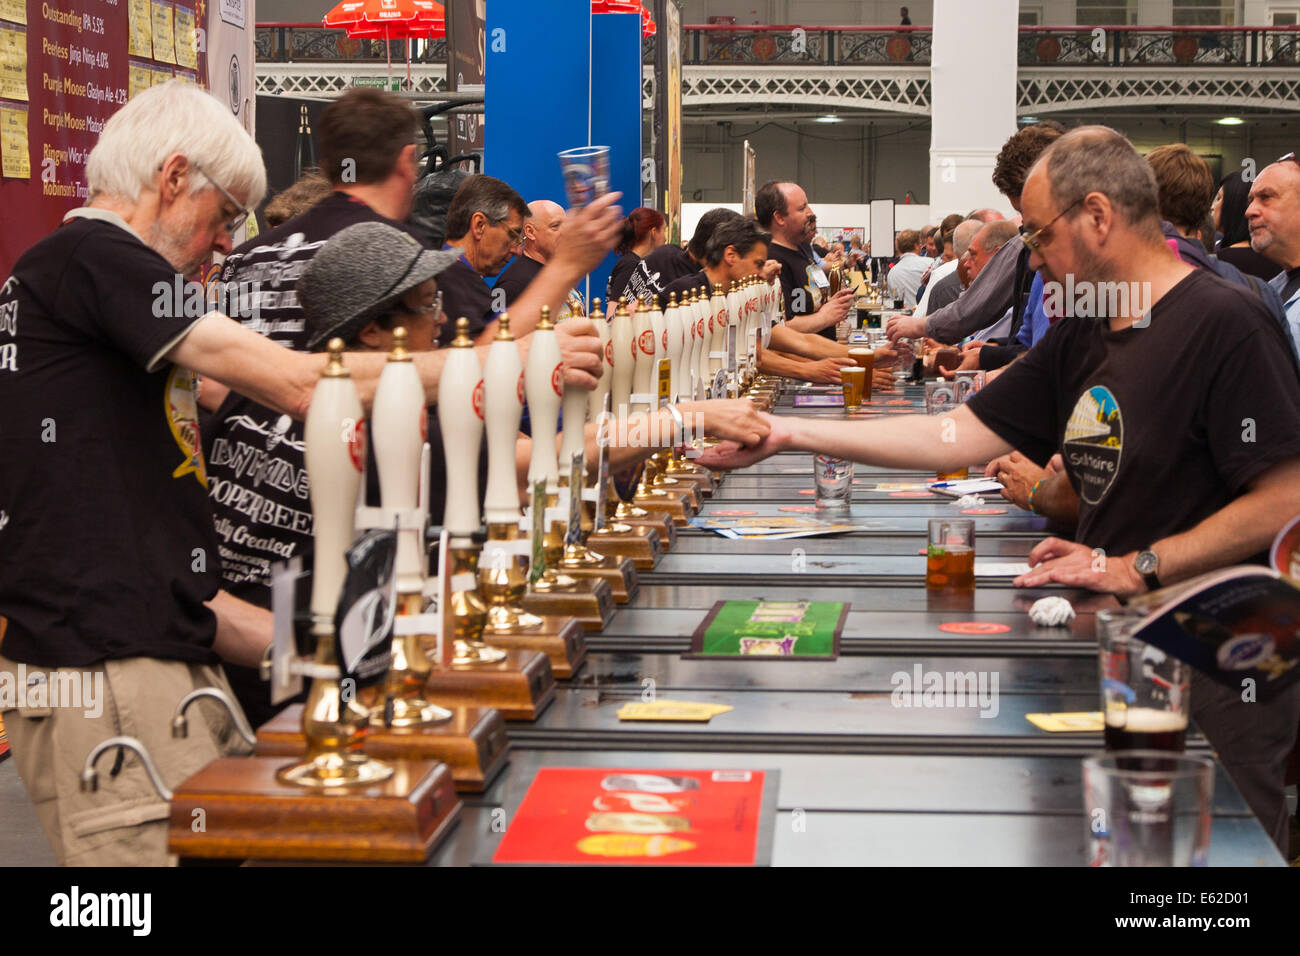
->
xmin=1027 ymin=477 xmax=1047 ymax=515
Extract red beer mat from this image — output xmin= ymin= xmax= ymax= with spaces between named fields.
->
xmin=711 ymin=510 xmax=757 ymax=516
xmin=937 ymin=622 xmax=1012 ymax=635
xmin=961 ymin=508 xmax=1007 ymax=515
xmin=797 ymin=489 xmax=816 ymax=495
xmin=779 ymin=506 xmax=817 ymax=513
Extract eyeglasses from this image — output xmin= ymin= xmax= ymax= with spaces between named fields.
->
xmin=1018 ymin=197 xmax=1084 ymax=254
xmin=494 ymin=219 xmax=525 ymax=246
xmin=193 ymin=162 xmax=250 ymax=235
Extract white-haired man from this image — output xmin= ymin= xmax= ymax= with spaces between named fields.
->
xmin=0 ymin=81 xmax=616 ymax=865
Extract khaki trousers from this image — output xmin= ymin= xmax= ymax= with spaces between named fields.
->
xmin=0 ymin=654 xmax=252 ymax=866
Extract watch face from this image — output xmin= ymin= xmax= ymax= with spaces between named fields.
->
xmin=1135 ymin=551 xmax=1158 ymax=574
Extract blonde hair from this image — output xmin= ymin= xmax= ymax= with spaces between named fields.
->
xmin=86 ymin=80 xmax=266 ymax=207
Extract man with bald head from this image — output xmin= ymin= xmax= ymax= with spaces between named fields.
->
xmin=917 ymin=218 xmax=981 ymax=317
xmin=1246 ymin=157 xmax=1300 ymax=355
xmin=494 ymin=199 xmax=567 ymax=307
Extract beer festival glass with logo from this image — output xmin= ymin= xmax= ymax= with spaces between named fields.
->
xmin=926 ymin=518 xmax=974 ymax=590
xmin=953 ymin=369 xmax=986 ymax=403
xmin=925 ymin=380 xmax=968 ymax=480
xmin=557 ymin=146 xmax=611 ymax=209
xmin=813 ymin=454 xmax=853 ymax=511
xmin=1096 ymin=608 xmax=1191 ymax=762
xmin=840 ymin=366 xmax=866 ymax=410
xmin=1082 ymin=751 xmax=1214 ymax=866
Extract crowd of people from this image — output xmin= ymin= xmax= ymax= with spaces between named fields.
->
xmin=1 ymin=79 xmax=1298 ymax=865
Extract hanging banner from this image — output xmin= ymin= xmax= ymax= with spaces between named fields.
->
xmin=445 ymin=0 xmax=484 ymax=168
xmin=0 ymin=0 xmax=254 ymax=278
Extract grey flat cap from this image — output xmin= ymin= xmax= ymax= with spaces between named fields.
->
xmin=300 ymin=221 xmax=462 ymax=351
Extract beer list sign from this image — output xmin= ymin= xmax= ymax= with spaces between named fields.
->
xmin=0 ymin=0 xmax=218 ymax=277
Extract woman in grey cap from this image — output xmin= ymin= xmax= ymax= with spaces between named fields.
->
xmin=300 ymin=221 xmax=464 ymax=352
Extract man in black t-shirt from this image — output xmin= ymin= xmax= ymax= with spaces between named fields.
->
xmin=755 ymin=180 xmax=854 ymax=341
xmin=701 ymin=127 xmax=1300 ymax=855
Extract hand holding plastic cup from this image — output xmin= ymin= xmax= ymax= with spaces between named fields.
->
xmin=558 ymin=146 xmax=611 ymax=210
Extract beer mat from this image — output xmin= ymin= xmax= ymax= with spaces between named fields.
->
xmin=489 ymin=768 xmax=778 ymax=866
xmin=937 ymin=621 xmax=1012 ymax=635
xmin=685 ymin=600 xmax=847 ymax=660
xmin=975 ymin=562 xmax=1033 ymax=577
xmin=797 ymin=489 xmax=816 ymax=495
xmin=616 ymin=701 xmax=733 ymax=722
xmin=691 ymin=516 xmax=859 ymax=540
xmin=793 ymin=392 xmax=844 ymax=407
xmin=1026 ymin=712 xmax=1104 ymax=733
xmin=709 ymin=509 xmax=757 ymax=516
xmin=778 ymin=506 xmax=817 ymax=513
xmin=962 ymin=508 xmax=1007 ymax=515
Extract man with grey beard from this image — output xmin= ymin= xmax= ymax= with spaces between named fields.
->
xmin=700 ymin=126 xmax=1300 ymax=856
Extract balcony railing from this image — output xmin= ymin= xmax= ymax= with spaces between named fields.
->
xmin=257 ymin=23 xmax=447 ymax=62
xmin=255 ymin=23 xmax=1300 ymax=69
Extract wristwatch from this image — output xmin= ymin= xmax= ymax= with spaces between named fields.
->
xmin=1134 ymin=548 xmax=1161 ymax=592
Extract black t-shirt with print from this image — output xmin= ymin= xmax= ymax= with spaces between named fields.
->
xmin=206 ymin=192 xmax=417 ymax=611
xmin=436 ymin=257 xmax=495 ymax=345
xmin=769 ymin=240 xmax=833 ymax=340
xmin=606 ymin=251 xmax=641 ymax=303
xmin=622 ymin=245 xmax=696 ymax=305
xmin=966 ymin=269 xmax=1300 ymax=557
xmin=661 ymin=269 xmax=713 ymax=305
xmin=0 ymin=215 xmax=223 ymax=666
xmin=493 ymin=253 xmax=544 ymax=308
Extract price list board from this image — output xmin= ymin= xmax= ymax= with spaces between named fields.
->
xmin=0 ymin=0 xmax=206 ymax=277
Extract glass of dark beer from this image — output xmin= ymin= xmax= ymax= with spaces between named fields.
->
xmin=1097 ymin=608 xmax=1190 ymax=760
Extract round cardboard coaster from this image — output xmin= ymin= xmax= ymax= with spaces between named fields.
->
xmin=938 ymin=621 xmax=1012 ymax=635
xmin=711 ymin=509 xmax=757 ymax=516
xmin=779 ymin=506 xmax=817 ymax=513
xmin=961 ymin=508 xmax=1007 ymax=515
xmin=797 ymin=489 xmax=817 ymax=495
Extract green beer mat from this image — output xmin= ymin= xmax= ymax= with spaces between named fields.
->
xmin=687 ymin=600 xmax=847 ymax=660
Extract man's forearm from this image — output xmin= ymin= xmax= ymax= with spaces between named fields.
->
xmin=782 ymin=404 xmax=1010 ymax=471
xmin=1148 ymin=458 xmax=1300 ymax=586
xmin=785 ymin=301 xmax=839 ymax=334
xmin=924 ymin=242 xmax=1020 ymax=344
xmin=208 ymin=590 xmax=273 ymax=668
xmin=770 ymin=324 xmax=846 ymax=360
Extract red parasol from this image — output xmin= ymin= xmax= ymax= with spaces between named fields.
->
xmin=592 ymin=0 xmax=655 ymax=37
xmin=323 ymin=0 xmax=447 ymax=84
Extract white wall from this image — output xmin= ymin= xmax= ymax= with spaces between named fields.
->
xmin=682 ymin=200 xmax=932 ymax=241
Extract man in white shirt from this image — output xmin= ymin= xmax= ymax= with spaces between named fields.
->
xmin=885 ymin=229 xmax=932 ymax=308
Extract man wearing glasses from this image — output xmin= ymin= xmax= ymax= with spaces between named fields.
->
xmin=0 ymin=82 xmax=618 ymax=865
xmin=436 ymin=174 xmax=533 ymax=346
xmin=701 ymin=126 xmax=1300 ymax=855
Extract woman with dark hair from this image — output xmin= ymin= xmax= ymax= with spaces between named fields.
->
xmin=1215 ymin=171 xmax=1280 ymax=280
xmin=607 ymin=206 xmax=666 ymax=302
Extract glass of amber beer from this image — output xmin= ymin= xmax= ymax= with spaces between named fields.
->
xmin=840 ymin=366 xmax=866 ymax=410
xmin=848 ymin=348 xmax=874 ymax=401
xmin=1096 ymin=608 xmax=1191 ymax=761
xmin=926 ymin=518 xmax=975 ymax=590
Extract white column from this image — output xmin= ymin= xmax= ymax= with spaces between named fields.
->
xmin=927 ymin=0 xmax=1019 ymax=218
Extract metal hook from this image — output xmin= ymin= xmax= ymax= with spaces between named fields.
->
xmin=171 ymin=687 xmax=257 ymax=748
xmin=79 ymin=736 xmax=173 ymax=802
